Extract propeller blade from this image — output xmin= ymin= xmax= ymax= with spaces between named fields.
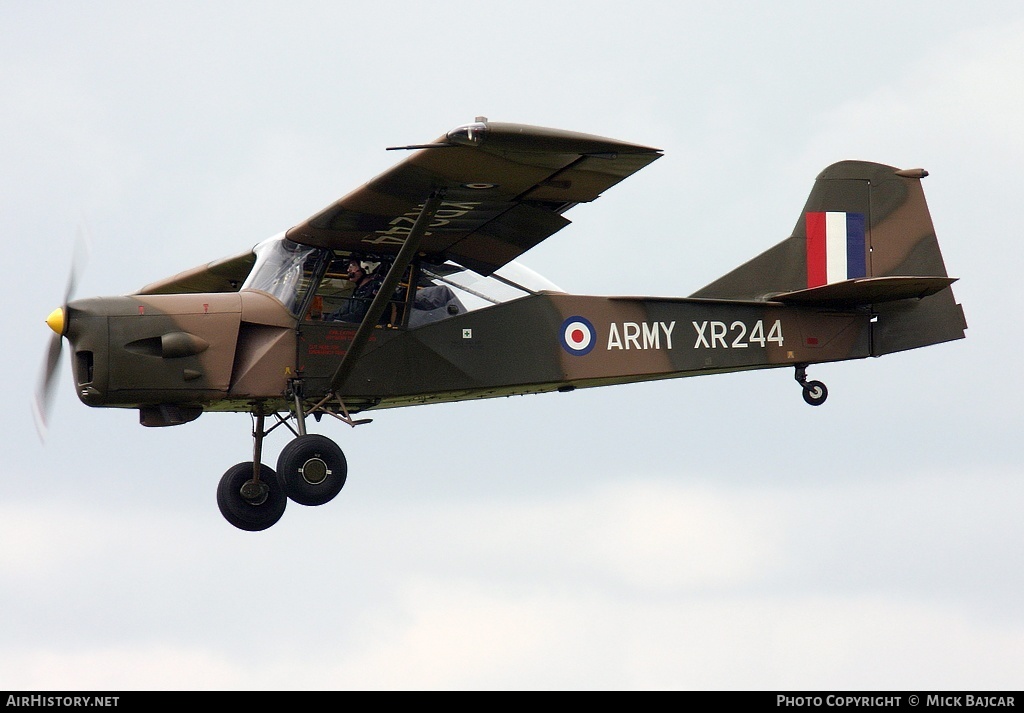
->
xmin=33 ymin=332 xmax=64 ymax=441
xmin=63 ymin=227 xmax=90 ymax=304
xmin=34 ymin=227 xmax=89 ymax=442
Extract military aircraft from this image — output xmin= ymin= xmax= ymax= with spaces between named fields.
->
xmin=35 ymin=118 xmax=967 ymax=531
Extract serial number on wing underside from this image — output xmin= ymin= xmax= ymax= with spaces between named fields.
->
xmin=360 ymin=202 xmax=484 ymax=246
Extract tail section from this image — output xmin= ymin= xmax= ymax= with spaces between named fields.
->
xmin=691 ymin=160 xmax=966 ymax=355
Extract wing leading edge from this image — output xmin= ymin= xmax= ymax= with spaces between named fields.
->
xmin=286 ymin=120 xmax=662 ymax=275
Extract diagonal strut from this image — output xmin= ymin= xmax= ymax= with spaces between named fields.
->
xmin=328 ymin=189 xmax=445 ymax=395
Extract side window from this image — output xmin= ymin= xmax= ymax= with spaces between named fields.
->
xmin=307 ymin=256 xmax=356 ymax=320
xmin=408 ymin=282 xmax=467 ymax=327
xmin=307 ymin=253 xmax=412 ymax=328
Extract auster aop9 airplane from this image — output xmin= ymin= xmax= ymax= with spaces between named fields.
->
xmin=35 ymin=119 xmax=966 ymax=531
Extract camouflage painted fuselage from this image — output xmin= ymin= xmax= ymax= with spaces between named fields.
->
xmin=64 ymin=287 xmax=872 ymax=417
xmin=59 ymin=154 xmax=965 ymax=426
xmin=302 ymin=293 xmax=870 ymax=408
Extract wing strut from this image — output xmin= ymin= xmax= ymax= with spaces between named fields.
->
xmin=328 ymin=189 xmax=445 ymax=395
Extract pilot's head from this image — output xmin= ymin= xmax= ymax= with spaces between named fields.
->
xmin=346 ymin=259 xmax=365 ymax=283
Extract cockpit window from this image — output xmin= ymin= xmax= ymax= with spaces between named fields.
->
xmin=401 ymin=260 xmax=563 ymax=327
xmin=418 ymin=260 xmax=563 ymax=311
xmin=244 ymin=235 xmax=564 ymax=327
xmin=242 ymin=235 xmax=329 ymax=314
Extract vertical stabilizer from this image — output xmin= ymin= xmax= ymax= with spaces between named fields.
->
xmin=691 ymin=161 xmax=966 ymax=355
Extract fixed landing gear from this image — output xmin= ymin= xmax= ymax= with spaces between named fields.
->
xmin=217 ymin=399 xmax=355 ymax=531
xmin=217 ymin=462 xmax=288 ymax=531
xmin=217 ymin=413 xmax=289 ymax=531
xmin=794 ymin=364 xmax=828 ymax=406
xmin=277 ymin=434 xmax=348 ymax=506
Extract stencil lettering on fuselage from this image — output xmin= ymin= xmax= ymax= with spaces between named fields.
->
xmin=606 ymin=321 xmax=676 ymax=350
xmin=691 ymin=319 xmax=784 ymax=349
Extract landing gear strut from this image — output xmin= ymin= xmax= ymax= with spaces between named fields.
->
xmin=216 ymin=413 xmax=288 ymax=531
xmin=216 ymin=395 xmax=359 ymax=530
xmin=278 ymin=382 xmax=348 ymax=506
xmin=795 ymin=364 xmax=828 ymax=406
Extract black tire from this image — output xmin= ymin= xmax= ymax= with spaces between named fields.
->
xmin=802 ymin=380 xmax=828 ymax=406
xmin=217 ymin=462 xmax=287 ymax=531
xmin=277 ymin=434 xmax=348 ymax=506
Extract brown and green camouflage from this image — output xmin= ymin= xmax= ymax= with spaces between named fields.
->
xmin=37 ymin=120 xmax=966 ymax=529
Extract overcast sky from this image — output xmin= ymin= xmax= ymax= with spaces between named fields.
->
xmin=3 ymin=0 xmax=1022 ymax=690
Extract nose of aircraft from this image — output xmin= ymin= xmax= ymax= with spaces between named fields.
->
xmin=35 ymin=306 xmax=68 ymax=440
xmin=45 ymin=306 xmax=65 ymax=336
xmin=35 ymin=234 xmax=89 ymax=439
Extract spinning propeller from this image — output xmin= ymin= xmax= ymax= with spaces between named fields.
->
xmin=33 ymin=232 xmax=88 ymax=440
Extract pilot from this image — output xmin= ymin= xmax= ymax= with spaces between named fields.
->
xmin=328 ymin=257 xmax=383 ymax=323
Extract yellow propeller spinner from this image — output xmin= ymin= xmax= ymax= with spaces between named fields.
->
xmin=45 ymin=307 xmax=65 ymax=336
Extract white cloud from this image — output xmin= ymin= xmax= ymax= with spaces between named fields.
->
xmin=4 ymin=470 xmax=1021 ymax=689
xmin=5 ymin=587 xmax=1019 ymax=690
xmin=0 ymin=646 xmax=242 ymax=691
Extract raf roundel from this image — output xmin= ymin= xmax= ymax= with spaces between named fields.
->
xmin=559 ymin=316 xmax=597 ymax=356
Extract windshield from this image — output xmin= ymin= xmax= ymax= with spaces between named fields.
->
xmin=242 ymin=234 xmax=329 ymax=314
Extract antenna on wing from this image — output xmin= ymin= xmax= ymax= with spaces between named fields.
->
xmin=387 ymin=117 xmax=489 ymax=150
xmin=385 ymin=143 xmax=457 ymax=151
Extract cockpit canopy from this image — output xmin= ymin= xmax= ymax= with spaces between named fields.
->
xmin=241 ymin=234 xmax=563 ymax=326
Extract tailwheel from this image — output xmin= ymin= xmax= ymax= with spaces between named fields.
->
xmin=794 ymin=364 xmax=828 ymax=406
xmin=801 ymin=380 xmax=828 ymax=406
xmin=277 ymin=434 xmax=348 ymax=506
xmin=217 ymin=462 xmax=288 ymax=531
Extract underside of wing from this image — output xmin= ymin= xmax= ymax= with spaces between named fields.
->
xmin=286 ymin=120 xmax=662 ymax=275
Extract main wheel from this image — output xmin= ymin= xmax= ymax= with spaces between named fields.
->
xmin=802 ymin=380 xmax=828 ymax=406
xmin=277 ymin=434 xmax=348 ymax=506
xmin=217 ymin=462 xmax=287 ymax=531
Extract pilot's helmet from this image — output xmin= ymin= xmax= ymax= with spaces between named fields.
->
xmin=348 ymin=254 xmax=380 ymax=275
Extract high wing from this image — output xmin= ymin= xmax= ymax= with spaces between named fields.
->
xmin=137 ymin=250 xmax=257 ymax=295
xmin=135 ymin=120 xmax=661 ymax=295
xmin=285 ymin=119 xmax=662 ymax=275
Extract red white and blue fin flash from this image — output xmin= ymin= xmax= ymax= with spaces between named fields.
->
xmin=806 ymin=212 xmax=867 ymax=288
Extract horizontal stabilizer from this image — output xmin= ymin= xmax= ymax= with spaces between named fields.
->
xmin=773 ymin=276 xmax=958 ymax=308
